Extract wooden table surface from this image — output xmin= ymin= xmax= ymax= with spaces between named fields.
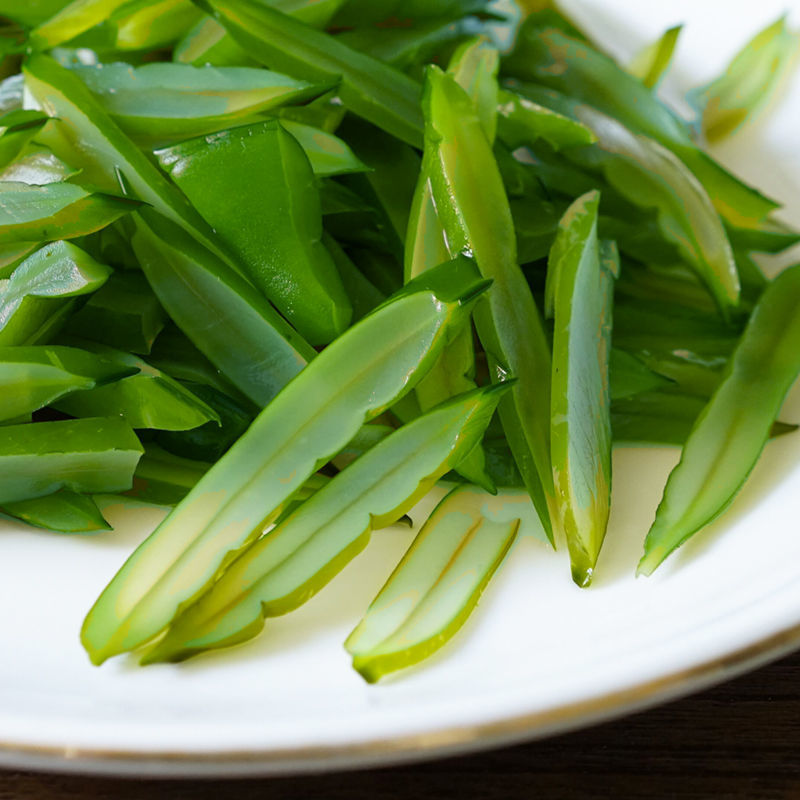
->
xmin=1 ymin=647 xmax=799 ymax=799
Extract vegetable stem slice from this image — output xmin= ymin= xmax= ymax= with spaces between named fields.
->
xmin=143 ymin=382 xmax=510 ymax=664
xmin=2 ymin=491 xmax=112 ymax=534
xmin=346 ymin=484 xmax=519 ymax=683
xmin=81 ymin=256 xmax=489 ymax=665
xmin=547 ymin=192 xmax=615 ymax=586
xmin=638 ymin=262 xmax=800 ymax=575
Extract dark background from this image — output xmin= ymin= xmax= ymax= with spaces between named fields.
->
xmin=1 ymin=647 xmax=799 ymax=799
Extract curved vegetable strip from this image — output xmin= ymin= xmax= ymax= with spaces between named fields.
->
xmin=609 ymin=349 xmax=669 ymax=401
xmin=53 ymin=347 xmax=221 ymax=432
xmin=496 ymin=88 xmax=596 ymax=151
xmin=0 ymin=181 xmax=139 ymax=244
xmin=280 ymin=121 xmax=367 ymax=178
xmin=129 ymin=210 xmax=315 ymax=408
xmin=423 ymin=65 xmax=555 ymax=541
xmin=628 ymin=25 xmax=682 ymax=89
xmin=638 ymin=263 xmax=800 ymax=575
xmin=0 ymin=417 xmax=142 ymax=504
xmin=28 ymin=0 xmax=133 ymax=49
xmin=346 ymin=484 xmax=519 ymax=683
xmin=447 ymin=37 xmax=500 ymax=144
xmin=174 ymin=0 xmax=347 ymax=66
xmin=502 ymin=24 xmax=779 ymax=228
xmin=0 ymin=345 xmax=136 ymax=422
xmin=23 ymin=55 xmax=233 ymax=266
xmin=72 ymin=62 xmax=332 ymax=149
xmin=65 ymin=271 xmax=167 ymax=355
xmin=199 ymin=0 xmax=425 ymax=147
xmin=546 ymin=193 xmax=614 ymax=586
xmin=156 ymin=120 xmax=351 ymax=345
xmin=575 ymin=104 xmax=740 ymax=315
xmin=81 ymin=257 xmax=489 ymax=665
xmin=2 ymin=490 xmax=111 ymax=533
xmin=108 ymin=0 xmax=203 ymax=52
xmin=688 ymin=17 xmax=800 ymax=143
xmin=143 ymin=383 xmax=510 ymax=664
xmin=403 ymin=47 xmax=494 ymax=492
xmin=0 ymin=241 xmax=111 ymax=347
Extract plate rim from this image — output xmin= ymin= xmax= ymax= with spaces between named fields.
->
xmin=2 ymin=621 xmax=798 ymax=778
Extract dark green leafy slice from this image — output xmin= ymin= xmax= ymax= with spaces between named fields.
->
xmin=200 ymin=0 xmax=425 ymax=147
xmin=0 ymin=240 xmax=111 ymax=346
xmin=156 ymin=120 xmax=352 ymax=345
xmin=0 ymin=181 xmax=139 ymax=244
xmin=0 ymin=344 xmax=136 ymax=422
xmin=0 ymin=417 xmax=143 ymax=504
xmin=628 ymin=24 xmax=682 ymax=89
xmin=2 ymin=490 xmax=111 ymax=533
xmin=53 ymin=345 xmax=221 ymax=432
xmin=129 ymin=209 xmax=315 ymax=408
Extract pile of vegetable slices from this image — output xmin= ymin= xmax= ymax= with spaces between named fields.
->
xmin=0 ymin=0 xmax=798 ymax=682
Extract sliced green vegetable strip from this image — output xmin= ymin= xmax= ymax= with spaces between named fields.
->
xmin=106 ymin=0 xmax=203 ymax=52
xmin=503 ymin=24 xmax=779 ymax=228
xmin=142 ymin=382 xmax=510 ymax=664
xmin=130 ymin=209 xmax=315 ymax=408
xmin=81 ymin=256 xmax=489 ymax=664
xmin=0 ymin=111 xmax=49 ymax=169
xmin=53 ymin=345 xmax=220 ymax=432
xmin=638 ymin=263 xmax=800 ymax=575
xmin=323 ymin=233 xmax=385 ymax=323
xmin=156 ymin=120 xmax=351 ymax=345
xmin=688 ymin=17 xmax=800 ymax=143
xmin=403 ymin=60 xmax=493 ymax=492
xmin=0 ymin=0 xmax=69 ymax=27
xmin=628 ymin=24 xmax=682 ymax=88
xmin=29 ymin=0 xmax=147 ymax=49
xmin=0 ymin=144 xmax=80 ymax=185
xmin=447 ymin=36 xmax=500 ymax=144
xmin=0 ymin=181 xmax=139 ymax=244
xmin=23 ymin=54 xmax=234 ymax=265
xmin=2 ymin=490 xmax=111 ymax=533
xmin=0 ymin=345 xmax=136 ymax=422
xmin=126 ymin=444 xmax=211 ymax=506
xmin=0 ymin=241 xmax=111 ymax=347
xmin=346 ymin=484 xmax=519 ymax=682
xmin=611 ymin=389 xmax=712 ymax=446
xmin=65 ymin=271 xmax=167 ymax=355
xmin=547 ymin=194 xmax=614 ymax=586
xmin=280 ymin=120 xmax=368 ymax=178
xmin=609 ymin=348 xmax=670 ymax=401
xmin=0 ymin=417 xmax=142 ymax=504
xmin=496 ymin=88 xmax=596 ymax=151
xmin=72 ymin=62 xmax=332 ymax=148
xmin=423 ymin=65 xmax=555 ymax=540
xmin=200 ymin=0 xmax=425 ymax=147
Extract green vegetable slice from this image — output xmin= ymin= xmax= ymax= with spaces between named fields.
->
xmin=423 ymin=65 xmax=555 ymax=540
xmin=53 ymin=344 xmax=220 ymax=432
xmin=142 ymin=382 xmax=510 ymax=664
xmin=0 ymin=0 xmax=69 ymax=27
xmin=688 ymin=17 xmax=800 ymax=143
xmin=23 ymin=54 xmax=234 ymax=266
xmin=200 ymin=0 xmax=425 ymax=147
xmin=29 ymin=0 xmax=148 ymax=49
xmin=2 ymin=490 xmax=111 ymax=533
xmin=280 ymin=120 xmax=368 ymax=178
xmin=0 ymin=181 xmax=139 ymax=244
xmin=72 ymin=62 xmax=333 ymax=148
xmin=638 ymin=262 xmax=800 ymax=575
xmin=129 ymin=210 xmax=315 ymax=407
xmin=126 ymin=444 xmax=211 ymax=506
xmin=0 ymin=417 xmax=143 ymax=504
xmin=0 ymin=240 xmax=111 ymax=347
xmin=0 ymin=344 xmax=136 ymax=422
xmin=546 ymin=193 xmax=615 ymax=586
xmin=81 ymin=256 xmax=489 ymax=664
xmin=503 ymin=24 xmax=780 ymax=228
xmin=156 ymin=120 xmax=352 ymax=346
xmin=64 ymin=271 xmax=167 ymax=355
xmin=0 ymin=144 xmax=80 ymax=185
xmin=346 ymin=483 xmax=519 ymax=682
xmin=628 ymin=24 xmax=682 ymax=89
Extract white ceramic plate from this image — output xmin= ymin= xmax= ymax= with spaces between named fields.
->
xmin=1 ymin=0 xmax=800 ymax=778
